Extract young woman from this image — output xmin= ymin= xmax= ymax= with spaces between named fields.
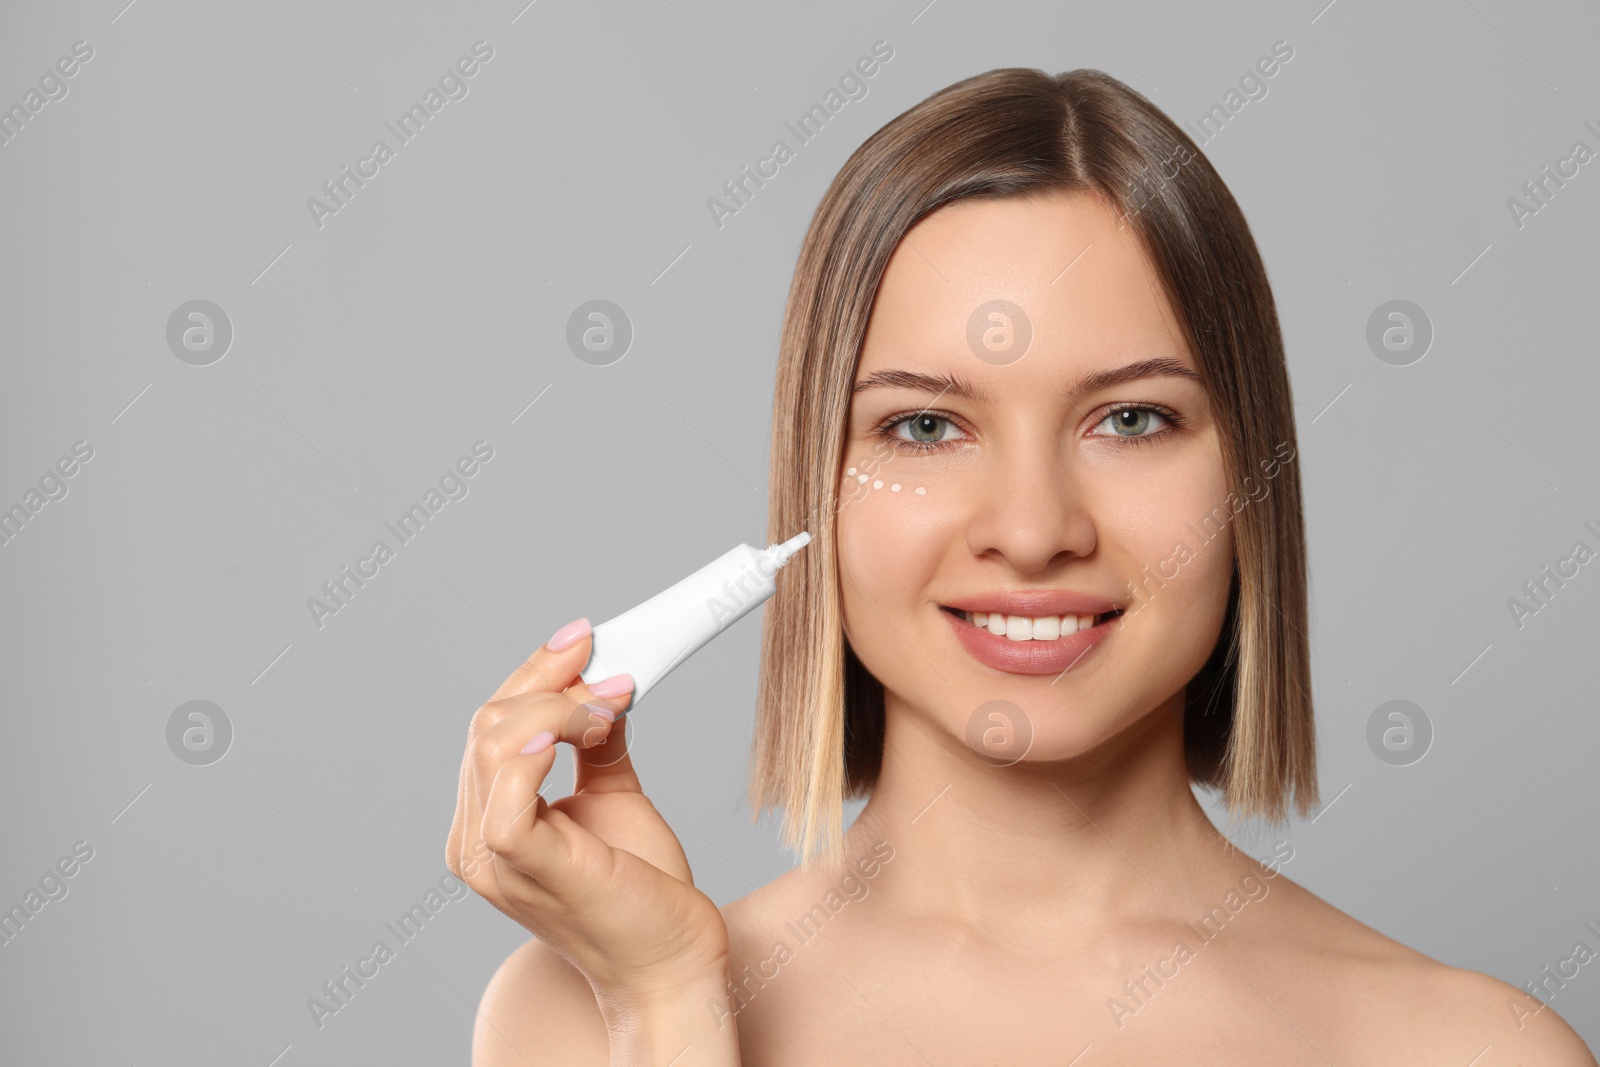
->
xmin=446 ymin=68 xmax=1596 ymax=1065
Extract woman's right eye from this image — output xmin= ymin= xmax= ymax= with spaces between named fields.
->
xmin=877 ymin=412 xmax=965 ymax=452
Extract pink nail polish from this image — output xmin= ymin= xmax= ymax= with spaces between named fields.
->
xmin=520 ymin=730 xmax=555 ymax=755
xmin=588 ymin=673 xmax=634 ymax=699
xmin=546 ymin=617 xmax=591 ymax=652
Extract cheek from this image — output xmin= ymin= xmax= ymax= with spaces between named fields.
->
xmin=834 ymin=453 xmax=951 ymax=634
xmin=1105 ymin=455 xmax=1236 ymax=662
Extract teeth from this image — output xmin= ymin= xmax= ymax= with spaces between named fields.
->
xmin=969 ymin=610 xmax=1101 ymax=641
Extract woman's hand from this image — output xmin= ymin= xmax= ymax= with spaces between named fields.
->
xmin=446 ymin=619 xmax=733 ymax=1009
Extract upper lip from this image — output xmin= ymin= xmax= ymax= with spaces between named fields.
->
xmin=941 ymin=590 xmax=1122 ymax=618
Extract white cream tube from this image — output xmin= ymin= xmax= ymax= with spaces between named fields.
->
xmin=578 ymin=531 xmax=811 ymax=706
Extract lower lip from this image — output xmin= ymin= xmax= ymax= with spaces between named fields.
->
xmin=942 ymin=608 xmax=1116 ymax=676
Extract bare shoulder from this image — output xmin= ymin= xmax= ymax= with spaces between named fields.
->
xmin=719 ymin=859 xmax=857 ymax=992
xmin=1357 ymin=960 xmax=1597 ymax=1065
xmin=720 ymin=852 xmax=847 ymax=957
xmin=1258 ymin=874 xmax=1596 ymax=1066
xmin=1420 ymin=967 xmax=1598 ymax=1066
xmin=472 ymin=937 xmax=608 ymax=1066
xmin=721 ymin=866 xmax=804 ymax=961
xmin=721 ymin=835 xmax=898 ymax=940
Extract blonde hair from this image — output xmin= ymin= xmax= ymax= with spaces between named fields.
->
xmin=750 ymin=67 xmax=1318 ymax=866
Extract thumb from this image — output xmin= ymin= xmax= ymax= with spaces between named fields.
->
xmin=559 ymin=673 xmax=641 ymax=792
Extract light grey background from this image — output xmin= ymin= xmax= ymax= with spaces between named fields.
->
xmin=2 ymin=0 xmax=1597 ymax=1061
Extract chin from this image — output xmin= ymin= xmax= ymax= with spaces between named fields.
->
xmin=953 ymin=690 xmax=1145 ymax=768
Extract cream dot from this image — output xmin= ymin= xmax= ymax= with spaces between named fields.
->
xmin=915 ymin=486 xmax=927 ymax=495
xmin=858 ymin=474 xmax=868 ymax=483
xmin=847 ymin=467 xmax=857 ymax=476
xmin=890 ymin=483 xmax=901 ymax=492
xmin=872 ymin=479 xmax=883 ymax=489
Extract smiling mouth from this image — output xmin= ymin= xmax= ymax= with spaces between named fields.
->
xmin=940 ymin=605 xmax=1125 ymax=641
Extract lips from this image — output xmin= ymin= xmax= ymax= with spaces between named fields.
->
xmin=941 ymin=603 xmax=1117 ymax=675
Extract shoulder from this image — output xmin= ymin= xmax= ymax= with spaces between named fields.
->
xmin=719 ymin=862 xmax=849 ymax=997
xmin=1257 ymin=875 xmax=1595 ymax=1065
xmin=472 ymin=937 xmax=608 ymax=1066
xmin=1398 ymin=966 xmax=1597 ymax=1066
xmin=721 ymin=872 xmax=800 ymax=959
xmin=720 ymin=855 xmax=849 ymax=953
xmin=722 ymin=857 xmax=815 ymax=926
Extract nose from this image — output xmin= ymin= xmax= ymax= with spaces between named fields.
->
xmin=961 ymin=439 xmax=1096 ymax=574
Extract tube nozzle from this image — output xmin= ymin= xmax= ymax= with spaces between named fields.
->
xmin=759 ymin=530 xmax=811 ymax=573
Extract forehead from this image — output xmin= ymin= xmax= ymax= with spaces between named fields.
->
xmin=857 ymin=191 xmax=1192 ymax=377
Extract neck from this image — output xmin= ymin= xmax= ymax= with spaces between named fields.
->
xmin=841 ymin=688 xmax=1249 ymax=943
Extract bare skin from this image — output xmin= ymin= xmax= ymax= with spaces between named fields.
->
xmin=468 ymin=193 xmax=1595 ymax=1065
xmin=717 ymin=714 xmax=1588 ymax=1065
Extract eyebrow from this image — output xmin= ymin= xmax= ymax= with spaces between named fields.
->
xmin=851 ymin=357 xmax=1204 ymax=407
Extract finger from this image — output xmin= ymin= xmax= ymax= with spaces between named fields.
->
xmin=559 ymin=678 xmax=643 ymax=795
xmin=457 ymin=747 xmax=502 ymax=895
xmin=481 ymin=751 xmax=603 ymax=898
xmin=489 ymin=617 xmax=594 ymax=702
xmin=452 ymin=727 xmax=502 ymax=890
xmin=446 ymin=746 xmax=469 ymax=877
xmin=453 ymin=742 xmax=506 ymax=894
xmin=464 ymin=679 xmax=630 ymax=899
xmin=474 ymin=687 xmax=628 ymax=785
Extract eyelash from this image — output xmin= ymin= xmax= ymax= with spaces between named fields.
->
xmin=871 ymin=403 xmax=1185 ymax=454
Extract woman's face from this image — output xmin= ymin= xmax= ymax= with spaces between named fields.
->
xmin=836 ymin=190 xmax=1236 ymax=764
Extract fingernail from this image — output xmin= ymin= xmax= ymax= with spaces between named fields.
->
xmin=546 ymin=617 xmax=590 ymax=652
xmin=588 ymin=673 xmax=634 ymax=699
xmin=520 ymin=730 xmax=555 ymax=755
xmin=583 ymin=702 xmax=616 ymax=723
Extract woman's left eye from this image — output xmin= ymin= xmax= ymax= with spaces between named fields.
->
xmin=1091 ymin=405 xmax=1176 ymax=444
